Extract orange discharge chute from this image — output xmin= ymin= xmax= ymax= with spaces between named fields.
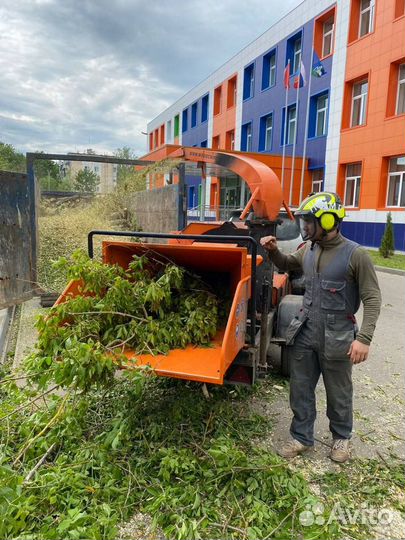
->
xmin=168 ymin=146 xmax=286 ymax=221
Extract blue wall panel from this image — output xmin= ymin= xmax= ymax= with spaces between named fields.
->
xmin=342 ymin=221 xmax=405 ymax=251
xmin=241 ymin=17 xmax=333 ymax=174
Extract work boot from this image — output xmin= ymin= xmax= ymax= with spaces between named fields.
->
xmin=278 ymin=438 xmax=311 ymax=459
xmin=330 ymin=439 xmax=350 ymax=463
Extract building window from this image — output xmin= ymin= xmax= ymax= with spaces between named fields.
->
xmin=149 ymin=132 xmax=153 ymax=150
xmin=174 ymin=115 xmax=179 ymax=138
xmin=316 ymin=94 xmax=328 ymax=136
xmin=212 ymin=135 xmax=220 ymax=149
xmin=227 ymin=76 xmax=237 ymax=108
xmin=241 ymin=122 xmax=253 ymax=151
xmin=395 ymin=0 xmax=405 ymax=18
xmin=345 ymin=163 xmax=362 ymax=207
xmin=191 ymin=102 xmax=198 ymax=128
xmin=259 ymin=113 xmax=273 ymax=151
xmin=182 ymin=109 xmax=188 ymax=133
xmin=225 ymin=130 xmax=235 ymax=151
xmin=322 ymin=16 xmax=334 ymax=57
xmin=396 ymin=64 xmax=405 ymax=115
xmin=312 ymin=169 xmax=324 ymax=192
xmin=201 ymin=94 xmax=209 ymax=122
xmin=200 ymin=140 xmax=208 ymax=148
xmin=214 ymin=86 xmax=222 ymax=115
xmin=160 ymin=124 xmax=165 ymax=145
xmin=166 ymin=120 xmax=172 ymax=143
xmin=262 ymin=51 xmax=276 ymax=90
xmin=387 ymin=156 xmax=405 ymax=207
xmin=293 ymin=37 xmax=302 ymax=73
xmin=243 ymin=63 xmax=255 ymax=100
xmin=351 ymin=79 xmax=368 ymax=127
xmin=282 ymin=105 xmax=297 ymax=145
xmin=359 ymin=0 xmax=375 ymax=37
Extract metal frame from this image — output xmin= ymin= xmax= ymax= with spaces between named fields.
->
xmin=24 ymin=152 xmax=156 ymax=287
xmin=87 ymin=230 xmax=259 ymax=345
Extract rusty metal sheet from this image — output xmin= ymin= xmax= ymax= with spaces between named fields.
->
xmin=0 ymin=171 xmax=36 ymax=308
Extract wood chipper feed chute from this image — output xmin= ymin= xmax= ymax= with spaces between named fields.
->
xmin=55 ymin=239 xmax=262 ymax=385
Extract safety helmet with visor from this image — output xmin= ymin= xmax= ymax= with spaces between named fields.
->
xmin=294 ymin=192 xmax=346 ymax=241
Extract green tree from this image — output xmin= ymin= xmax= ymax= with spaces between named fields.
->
xmin=114 ymin=147 xmax=145 ymax=191
xmin=33 ymin=152 xmax=66 ymax=191
xmin=379 ymin=212 xmax=395 ymax=258
xmin=0 ymin=142 xmax=26 ymax=172
xmin=74 ymin=169 xmax=100 ymax=193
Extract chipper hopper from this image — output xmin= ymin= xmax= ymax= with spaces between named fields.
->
xmin=54 ymin=146 xmax=305 ymax=384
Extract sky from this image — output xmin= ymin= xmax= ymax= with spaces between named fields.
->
xmin=0 ymin=0 xmax=301 ymax=157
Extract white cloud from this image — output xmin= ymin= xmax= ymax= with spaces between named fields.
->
xmin=0 ymin=0 xmax=301 ymax=157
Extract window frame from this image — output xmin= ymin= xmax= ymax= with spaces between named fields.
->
xmin=396 ymin=64 xmax=405 ymax=116
xmin=262 ymin=50 xmax=276 ymax=90
xmin=293 ymin=37 xmax=302 ymax=74
xmin=243 ymin=63 xmax=255 ymax=100
xmin=359 ymin=0 xmax=375 ymax=38
xmin=182 ymin=109 xmax=188 ymax=133
xmin=201 ymin=94 xmax=209 ymax=123
xmin=191 ymin=102 xmax=198 ymax=128
xmin=246 ymin=123 xmax=252 ymax=152
xmin=312 ymin=169 xmax=324 ymax=192
xmin=322 ymin=16 xmax=334 ymax=57
xmin=351 ymin=79 xmax=368 ymax=127
xmin=344 ymin=164 xmax=362 ymax=207
xmin=386 ymin=157 xmax=405 ymax=207
xmin=316 ymin=94 xmax=329 ymax=136
xmin=265 ymin=115 xmax=273 ymax=151
xmin=287 ymin=105 xmax=297 ymax=145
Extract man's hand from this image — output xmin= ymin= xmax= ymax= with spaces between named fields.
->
xmin=260 ymin=235 xmax=278 ymax=251
xmin=347 ymin=340 xmax=369 ymax=364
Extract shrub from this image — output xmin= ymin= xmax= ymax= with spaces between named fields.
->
xmin=379 ymin=212 xmax=395 ymax=258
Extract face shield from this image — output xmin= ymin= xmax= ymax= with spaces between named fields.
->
xmin=295 ymin=214 xmax=318 ymax=241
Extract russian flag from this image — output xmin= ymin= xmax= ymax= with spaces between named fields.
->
xmin=293 ymin=60 xmax=307 ymax=89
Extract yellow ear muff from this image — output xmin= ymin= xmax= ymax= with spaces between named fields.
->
xmin=320 ymin=213 xmax=336 ymax=232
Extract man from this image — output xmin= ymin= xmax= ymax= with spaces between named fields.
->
xmin=261 ymin=192 xmax=381 ymax=462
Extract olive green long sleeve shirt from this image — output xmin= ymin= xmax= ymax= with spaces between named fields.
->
xmin=268 ymin=233 xmax=382 ymax=345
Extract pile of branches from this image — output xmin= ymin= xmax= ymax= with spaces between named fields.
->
xmin=29 ymin=250 xmax=220 ymax=391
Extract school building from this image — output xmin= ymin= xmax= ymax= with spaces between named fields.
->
xmin=144 ymin=0 xmax=405 ymax=250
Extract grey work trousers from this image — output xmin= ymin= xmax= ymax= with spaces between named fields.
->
xmin=288 ymin=315 xmax=354 ymax=446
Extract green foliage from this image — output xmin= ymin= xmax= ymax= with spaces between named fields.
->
xmin=34 ymin=153 xmax=66 ymax=191
xmin=0 ymin=250 xmax=339 ymax=538
xmin=0 ymin=373 xmax=338 ymax=540
xmin=0 ymin=142 xmax=26 ymax=172
xmin=74 ymin=169 xmax=100 ymax=193
xmin=379 ymin=212 xmax=395 ymax=258
xmin=114 ymin=146 xmax=142 ymax=190
xmin=28 ymin=250 xmax=220 ymax=391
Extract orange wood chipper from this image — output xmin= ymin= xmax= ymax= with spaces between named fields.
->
xmin=55 ymin=147 xmax=304 ymax=385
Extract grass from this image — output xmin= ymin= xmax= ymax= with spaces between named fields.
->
xmin=367 ymin=250 xmax=405 ymax=271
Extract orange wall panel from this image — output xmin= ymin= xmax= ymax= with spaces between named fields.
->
xmin=212 ymin=74 xmax=238 ymax=150
xmin=339 ymin=0 xmax=405 ymax=211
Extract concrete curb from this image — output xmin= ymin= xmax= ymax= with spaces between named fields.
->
xmin=375 ymin=265 xmax=405 ymax=276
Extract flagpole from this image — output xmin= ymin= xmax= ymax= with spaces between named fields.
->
xmin=299 ymin=43 xmax=314 ymax=203
xmin=289 ymin=76 xmax=300 ymax=206
xmin=281 ymin=60 xmax=290 ymax=192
